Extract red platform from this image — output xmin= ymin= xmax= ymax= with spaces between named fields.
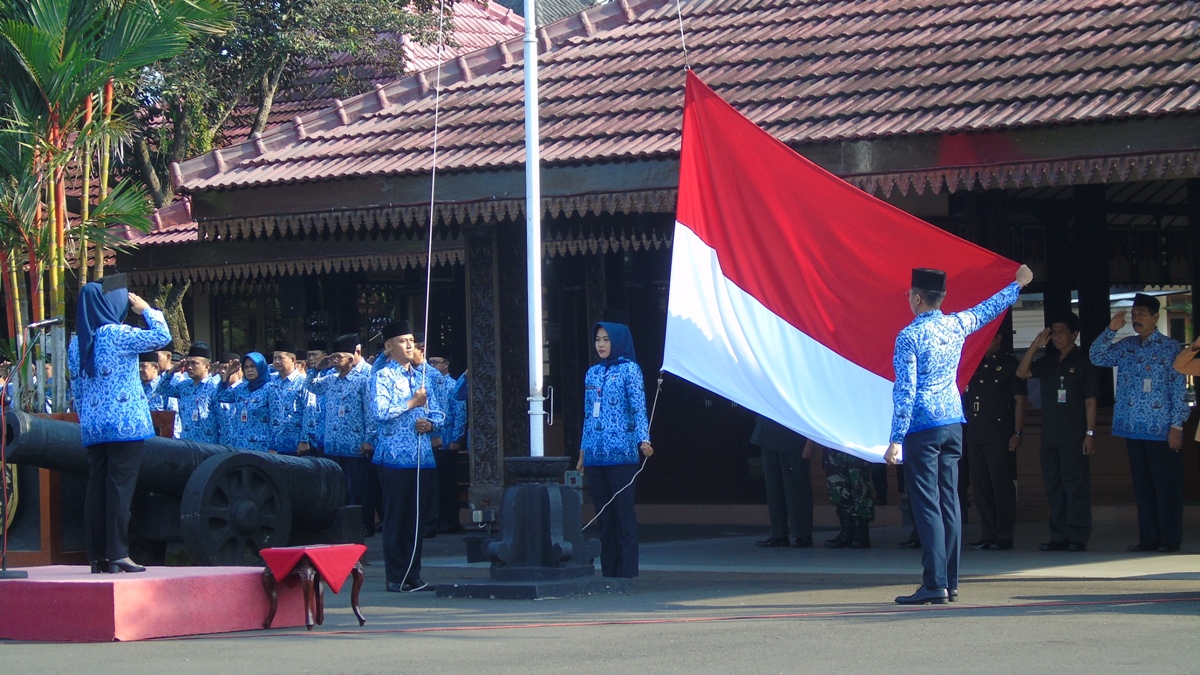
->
xmin=0 ymin=565 xmax=308 ymax=642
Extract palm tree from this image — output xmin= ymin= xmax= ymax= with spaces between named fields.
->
xmin=0 ymin=0 xmax=234 ymax=331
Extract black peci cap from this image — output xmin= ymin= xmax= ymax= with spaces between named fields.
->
xmin=187 ymin=342 xmax=212 ymax=360
xmin=381 ymin=320 xmax=413 ymax=341
xmin=911 ymin=268 xmax=947 ymax=292
xmin=1132 ymin=293 xmax=1160 ymax=313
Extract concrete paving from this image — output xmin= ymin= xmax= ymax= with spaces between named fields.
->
xmin=3 ymin=516 xmax=1198 ymax=674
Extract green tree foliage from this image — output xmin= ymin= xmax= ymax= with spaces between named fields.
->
xmin=132 ymin=0 xmax=452 ymax=206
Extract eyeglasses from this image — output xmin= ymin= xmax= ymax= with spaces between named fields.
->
xmin=428 ymin=358 xmax=448 ymax=365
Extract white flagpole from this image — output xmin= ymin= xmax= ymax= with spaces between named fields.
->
xmin=523 ymin=0 xmax=545 ymax=457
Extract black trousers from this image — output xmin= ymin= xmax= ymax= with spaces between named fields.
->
xmin=380 ymin=467 xmax=434 ymax=586
xmin=1040 ymin=443 xmax=1091 ymax=544
xmin=331 ymin=455 xmax=376 ymax=534
xmin=1126 ymin=438 xmax=1183 ymax=547
xmin=588 ymin=463 xmax=639 ymax=578
xmin=968 ymin=441 xmax=1017 ymax=543
xmin=433 ymin=447 xmax=461 ymax=531
xmin=761 ymin=447 xmax=813 ymax=540
xmin=85 ymin=440 xmax=144 ymax=562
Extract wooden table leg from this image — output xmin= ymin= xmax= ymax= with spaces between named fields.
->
xmin=297 ymin=562 xmax=316 ymax=631
xmin=262 ymin=568 xmax=278 ymax=629
xmin=350 ymin=561 xmax=366 ymax=626
xmin=314 ymin=574 xmax=325 ymax=626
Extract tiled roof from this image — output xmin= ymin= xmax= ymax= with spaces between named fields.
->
xmin=220 ymin=0 xmax=524 ymax=143
xmin=129 ymin=199 xmax=196 ymax=245
xmin=176 ymin=0 xmax=1200 ymax=193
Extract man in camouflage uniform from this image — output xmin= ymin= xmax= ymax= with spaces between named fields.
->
xmin=822 ymin=445 xmax=876 ymax=548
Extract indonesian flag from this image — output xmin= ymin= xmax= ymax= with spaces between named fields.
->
xmin=663 ymin=71 xmax=1019 ymax=462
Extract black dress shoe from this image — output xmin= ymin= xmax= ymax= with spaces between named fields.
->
xmin=948 ymin=588 xmax=958 ymax=603
xmin=386 ymin=581 xmax=405 ymax=593
xmin=968 ymin=539 xmax=994 ymax=551
xmin=1067 ymin=541 xmax=1087 ymax=552
xmin=1039 ymin=541 xmax=1069 ymax=552
xmin=1158 ymin=543 xmax=1181 ymax=553
xmin=755 ymin=537 xmax=790 ymax=548
xmin=1127 ymin=543 xmax=1159 ymax=552
xmin=792 ymin=537 xmax=813 ymax=548
xmin=896 ymin=536 xmax=921 ymax=549
xmin=89 ymin=560 xmax=108 ymax=574
xmin=401 ymin=578 xmax=434 ymax=592
xmin=990 ymin=541 xmax=1014 ymax=550
xmin=108 ymin=558 xmax=146 ymax=573
xmin=895 ymin=585 xmax=949 ymax=605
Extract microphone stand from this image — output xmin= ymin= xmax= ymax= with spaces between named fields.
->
xmin=0 ymin=320 xmax=60 ymax=580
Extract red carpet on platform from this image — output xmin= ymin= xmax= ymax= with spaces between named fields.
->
xmin=0 ymin=565 xmax=307 ymax=642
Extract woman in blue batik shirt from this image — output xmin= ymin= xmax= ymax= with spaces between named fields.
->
xmin=68 ymin=274 xmax=171 ymax=574
xmin=576 ymin=320 xmax=653 ymax=578
xmin=215 ymin=352 xmax=273 ymax=452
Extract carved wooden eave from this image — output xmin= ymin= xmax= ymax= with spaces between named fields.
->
xmin=849 ymin=149 xmax=1200 ymax=198
xmin=126 ymin=248 xmax=464 ymax=290
xmin=195 ymin=189 xmax=679 ymax=241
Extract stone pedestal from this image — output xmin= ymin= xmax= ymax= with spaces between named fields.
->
xmin=435 ymin=457 xmax=630 ymax=599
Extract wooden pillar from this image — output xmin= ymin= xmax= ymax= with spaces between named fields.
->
xmin=1074 ymin=184 xmax=1112 ymax=404
xmin=1189 ymin=179 xmax=1200 ymax=336
xmin=464 ymin=223 xmax=504 ymax=510
xmin=495 ymin=217 xmax=530 ymax=463
xmin=1043 ymin=212 xmax=1073 ymax=328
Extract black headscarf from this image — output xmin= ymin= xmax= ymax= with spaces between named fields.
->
xmin=76 ymin=281 xmax=130 ymax=377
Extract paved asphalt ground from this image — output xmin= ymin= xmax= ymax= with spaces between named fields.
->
xmin=4 ymin=518 xmax=1198 ymax=674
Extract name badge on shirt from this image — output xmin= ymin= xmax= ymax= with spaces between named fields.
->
xmin=339 ymin=406 xmax=346 ymax=418
xmin=592 ymin=401 xmax=601 ymax=418
xmin=1057 ymin=388 xmax=1067 ymax=404
xmin=1143 ymin=378 xmax=1153 ymax=393
xmin=241 ymin=409 xmax=248 ymax=423
xmin=192 ymin=409 xmax=199 ymax=421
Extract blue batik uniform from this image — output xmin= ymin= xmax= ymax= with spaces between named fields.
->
xmin=68 ymin=309 xmax=172 ymax=447
xmin=150 ymin=370 xmax=182 ymax=437
xmin=445 ymin=373 xmax=468 ymax=445
xmin=309 ymin=369 xmax=374 ymax=457
xmin=142 ymin=379 xmax=166 ymax=412
xmin=215 ymin=380 xmax=273 ymax=451
xmin=1090 ymin=325 xmax=1189 ymax=550
xmin=890 ymin=282 xmax=1022 ymax=443
xmin=1088 ymin=329 xmax=1189 ymax=440
xmin=156 ymin=372 xmax=220 ymax=443
xmin=267 ymin=369 xmax=312 ymax=454
xmin=302 ymin=368 xmax=330 ymax=450
xmin=580 ymin=360 xmax=651 ymax=466
xmin=372 ymin=360 xmax=440 ymax=469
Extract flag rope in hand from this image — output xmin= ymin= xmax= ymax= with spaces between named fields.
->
xmin=582 ymin=371 xmax=663 ymax=531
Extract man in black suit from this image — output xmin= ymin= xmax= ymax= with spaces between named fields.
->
xmin=750 ymin=415 xmax=814 ymax=548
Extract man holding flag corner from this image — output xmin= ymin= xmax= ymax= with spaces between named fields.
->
xmin=885 ymin=263 xmax=1034 ymax=605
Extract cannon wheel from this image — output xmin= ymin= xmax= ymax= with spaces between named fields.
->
xmin=180 ymin=453 xmax=292 ymax=565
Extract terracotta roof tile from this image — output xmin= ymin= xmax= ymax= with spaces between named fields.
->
xmin=177 ymin=0 xmax=1200 ymax=192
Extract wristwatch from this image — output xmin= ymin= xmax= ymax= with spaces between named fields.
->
xmin=1085 ymin=430 xmax=1095 ymax=437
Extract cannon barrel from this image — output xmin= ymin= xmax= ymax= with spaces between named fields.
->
xmin=4 ymin=410 xmax=350 ymax=563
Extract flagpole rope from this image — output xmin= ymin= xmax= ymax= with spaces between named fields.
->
xmin=582 ymin=371 xmax=664 ymax=531
xmin=673 ymin=0 xmax=690 ymax=69
xmin=400 ymin=0 xmax=447 ymax=593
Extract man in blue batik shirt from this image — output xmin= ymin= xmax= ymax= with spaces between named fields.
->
xmin=372 ymin=320 xmax=440 ymax=593
xmin=885 ymin=264 xmax=1033 ymax=605
xmin=1089 ymin=293 xmax=1189 ymax=553
xmin=267 ymin=339 xmax=313 ymax=455
xmin=156 ymin=342 xmax=220 ymax=443
xmin=308 ymin=333 xmax=376 ymax=537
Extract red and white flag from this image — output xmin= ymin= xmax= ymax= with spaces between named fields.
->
xmin=664 ymin=71 xmax=1018 ymax=462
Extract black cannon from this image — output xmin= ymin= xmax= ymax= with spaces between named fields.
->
xmin=3 ymin=410 xmax=358 ymax=566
